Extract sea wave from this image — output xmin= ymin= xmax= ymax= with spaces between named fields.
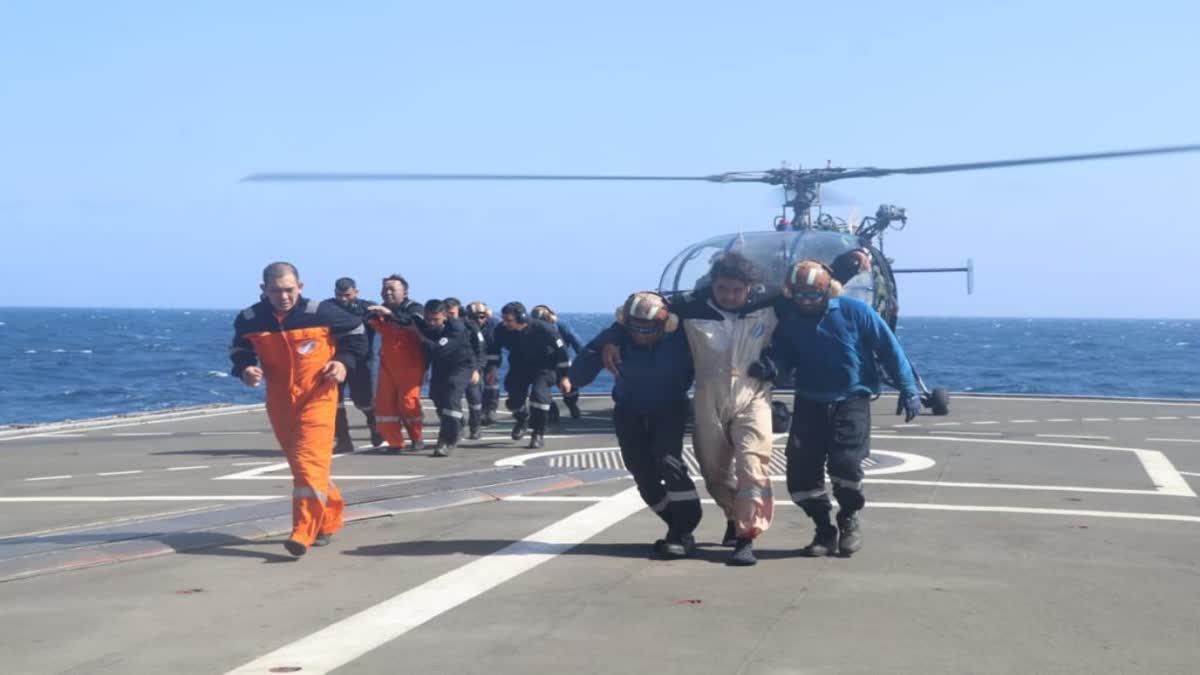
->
xmin=2 ymin=309 xmax=1198 ymax=425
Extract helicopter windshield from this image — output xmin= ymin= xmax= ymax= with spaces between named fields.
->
xmin=659 ymin=230 xmax=864 ymax=297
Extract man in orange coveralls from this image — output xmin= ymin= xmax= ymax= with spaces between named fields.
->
xmin=366 ymin=274 xmax=428 ymax=451
xmin=230 ymin=262 xmax=367 ymax=558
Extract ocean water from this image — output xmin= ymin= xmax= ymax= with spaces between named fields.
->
xmin=0 ymin=308 xmax=1195 ymax=426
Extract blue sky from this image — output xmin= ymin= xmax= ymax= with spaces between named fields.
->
xmin=1 ymin=1 xmax=1198 ymax=318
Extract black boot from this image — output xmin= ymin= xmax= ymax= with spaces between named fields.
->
xmin=655 ymin=530 xmax=696 ymax=559
xmin=432 ymin=443 xmax=450 ymax=458
xmin=511 ymin=418 xmax=527 ymax=441
xmin=726 ymin=538 xmax=757 ymax=566
xmin=528 ymin=433 xmax=544 ymax=449
xmin=467 ymin=409 xmax=482 ymax=440
xmin=334 ymin=408 xmax=355 ymax=454
xmin=366 ymin=412 xmax=384 ymax=448
xmin=800 ymin=525 xmax=840 ymax=557
xmin=482 ymin=409 xmax=497 ymax=426
xmin=837 ymin=511 xmax=861 ymax=556
xmin=721 ymin=520 xmax=738 ymax=547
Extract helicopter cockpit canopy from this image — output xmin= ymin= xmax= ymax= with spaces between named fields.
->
xmin=658 ymin=229 xmax=873 ymax=297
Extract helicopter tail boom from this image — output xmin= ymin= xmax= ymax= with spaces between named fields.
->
xmin=892 ymin=259 xmax=974 ymax=294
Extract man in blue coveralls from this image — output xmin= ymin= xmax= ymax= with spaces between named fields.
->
xmin=567 ymin=291 xmax=700 ymax=559
xmin=757 ymin=259 xmax=920 ymax=558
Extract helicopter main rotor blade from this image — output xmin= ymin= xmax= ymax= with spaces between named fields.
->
xmin=821 ymin=144 xmax=1200 ymax=182
xmin=241 ymin=171 xmax=738 ymax=183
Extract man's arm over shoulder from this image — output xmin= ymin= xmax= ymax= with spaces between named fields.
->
xmin=567 ymin=340 xmax=609 ymax=390
xmin=229 ymin=309 xmax=260 ymax=378
xmin=560 ymin=323 xmax=585 ymax=354
xmin=318 ymin=300 xmax=368 ymax=370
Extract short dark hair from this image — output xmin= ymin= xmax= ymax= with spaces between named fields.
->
xmin=501 ymin=301 xmax=527 ymax=323
xmin=443 ymin=297 xmax=462 ymax=311
xmin=709 ymin=251 xmax=757 ymax=285
xmin=262 ymin=262 xmax=299 ymax=284
xmin=382 ymin=274 xmax=409 ymax=291
xmin=424 ymin=299 xmax=446 ymax=314
xmin=334 ymin=277 xmax=356 ymax=293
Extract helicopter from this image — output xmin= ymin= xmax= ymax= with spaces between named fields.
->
xmin=242 ymin=143 xmax=1200 ymax=417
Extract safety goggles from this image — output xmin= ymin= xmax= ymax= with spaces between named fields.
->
xmin=627 ymin=320 xmax=664 ymax=335
xmin=791 ymin=290 xmax=828 ymax=302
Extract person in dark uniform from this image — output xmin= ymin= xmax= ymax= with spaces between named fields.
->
xmin=467 ymin=301 xmax=501 ymax=426
xmin=762 ymin=259 xmax=919 ymax=558
xmin=485 ymin=301 xmax=572 ymax=449
xmin=327 ymin=277 xmax=382 ymax=452
xmin=447 ymin=298 xmax=487 ymax=440
xmin=416 ymin=300 xmax=478 ymax=457
xmin=531 ymin=304 xmax=585 ymax=421
xmin=568 ymin=291 xmax=700 ymax=559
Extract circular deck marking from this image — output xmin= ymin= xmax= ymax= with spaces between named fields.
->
xmin=496 ymin=444 xmax=935 ymax=477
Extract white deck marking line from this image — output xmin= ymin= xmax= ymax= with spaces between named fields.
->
xmin=226 ymin=486 xmax=645 ymax=675
xmin=1009 ymin=419 xmax=1036 ymax=423
xmin=1119 ymin=417 xmax=1145 ymax=421
xmin=970 ymin=421 xmax=998 ymax=425
xmin=891 ymin=423 xmax=922 ymax=428
xmin=166 ymin=465 xmax=210 ymax=471
xmin=926 ymin=430 xmax=1001 ymax=436
xmin=869 ymin=501 xmax=1200 ymax=524
xmin=1045 ymin=418 xmax=1074 ymax=422
xmin=111 ymin=432 xmax=173 ymax=437
xmin=0 ymin=496 xmax=281 ymax=503
xmin=325 ymin=475 xmax=421 ymax=481
xmin=97 ymin=470 xmax=143 ymax=476
xmin=214 ymin=461 xmax=291 ymax=480
xmin=1190 ymin=416 xmax=1200 ymax=420
xmin=36 ymin=433 xmax=87 ymax=438
xmin=24 ymin=475 xmax=71 ymax=481
xmin=930 ymin=396 xmax=1200 ymax=407
xmin=879 ymin=435 xmax=1198 ymax=498
xmin=1146 ymin=438 xmax=1200 ymax=443
xmin=1036 ymin=434 xmax=1111 ymax=441
xmin=199 ymin=431 xmax=264 ymax=436
xmin=474 ymin=433 xmax=599 ymax=440
xmin=1180 ymin=471 xmax=1200 ymax=477
xmin=932 ymin=422 xmax=961 ymax=426
xmin=1134 ymin=450 xmax=1196 ymax=496
xmin=502 ymin=496 xmax=608 ymax=502
xmin=1153 ymin=416 xmax=1181 ymax=420
xmin=215 ymin=447 xmax=419 ymax=482
xmin=865 ymin=478 xmax=1172 ymax=496
xmin=1082 ymin=418 xmax=1111 ymax=422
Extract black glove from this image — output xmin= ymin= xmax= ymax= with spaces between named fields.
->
xmin=747 ymin=357 xmax=777 ymax=382
xmin=897 ymin=392 xmax=922 ymax=422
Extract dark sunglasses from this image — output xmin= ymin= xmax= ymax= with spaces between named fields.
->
xmin=792 ymin=290 xmax=828 ymax=302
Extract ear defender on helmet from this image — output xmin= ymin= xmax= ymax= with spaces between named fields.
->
xmin=501 ymin=301 xmax=527 ymax=324
xmin=784 ymin=260 xmax=836 ymax=300
xmin=616 ymin=292 xmax=679 ymax=333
